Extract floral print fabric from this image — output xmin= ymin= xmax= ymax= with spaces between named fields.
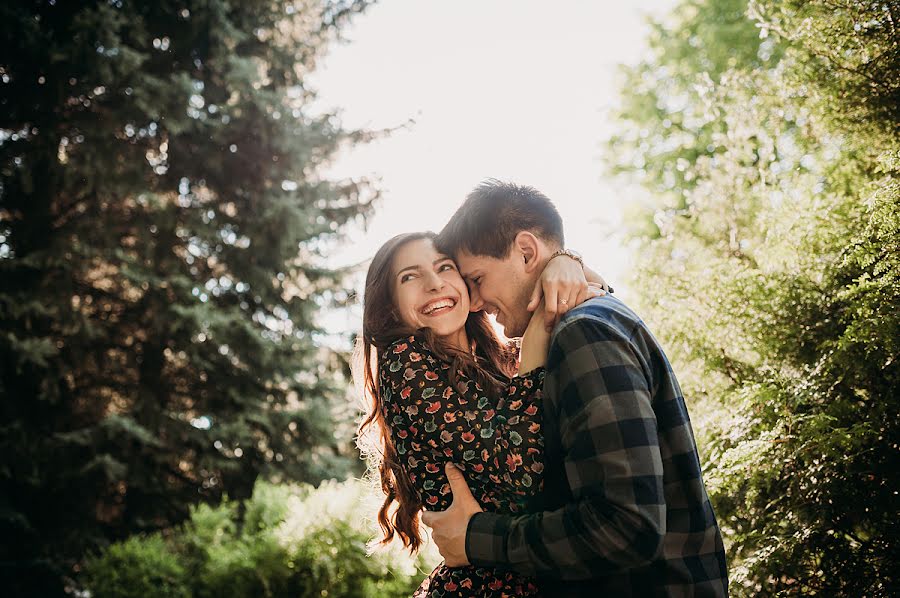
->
xmin=378 ymin=335 xmax=546 ymax=597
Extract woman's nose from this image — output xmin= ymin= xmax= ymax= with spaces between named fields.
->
xmin=424 ymin=271 xmax=445 ymax=292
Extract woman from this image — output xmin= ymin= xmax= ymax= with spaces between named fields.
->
xmin=355 ymin=232 xmax=605 ymax=597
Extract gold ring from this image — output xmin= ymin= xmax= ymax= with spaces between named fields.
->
xmin=559 ymin=298 xmax=568 ymax=305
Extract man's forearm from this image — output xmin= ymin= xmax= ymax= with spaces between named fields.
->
xmin=465 ymin=494 xmax=664 ymax=580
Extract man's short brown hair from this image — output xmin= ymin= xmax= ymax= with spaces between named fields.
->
xmin=436 ymin=179 xmax=564 ymax=259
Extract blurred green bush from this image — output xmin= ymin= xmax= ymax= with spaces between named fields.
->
xmin=83 ymin=479 xmax=437 ymax=598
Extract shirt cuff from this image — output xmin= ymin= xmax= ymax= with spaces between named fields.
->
xmin=465 ymin=511 xmax=511 ymax=567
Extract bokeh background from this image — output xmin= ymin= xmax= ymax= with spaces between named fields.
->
xmin=1 ymin=1 xmax=897 ymax=596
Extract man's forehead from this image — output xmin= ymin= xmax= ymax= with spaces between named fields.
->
xmin=455 ymin=251 xmax=493 ymax=277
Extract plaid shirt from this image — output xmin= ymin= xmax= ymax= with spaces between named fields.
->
xmin=465 ymin=296 xmax=729 ymax=597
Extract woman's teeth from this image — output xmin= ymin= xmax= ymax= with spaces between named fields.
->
xmin=421 ymin=299 xmax=456 ymax=315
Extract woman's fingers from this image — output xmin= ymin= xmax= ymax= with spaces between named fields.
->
xmin=542 ymin=283 xmax=609 ymax=332
xmin=542 ymin=283 xmax=559 ymax=330
xmin=587 ymin=282 xmax=608 ymax=298
xmin=573 ymin=285 xmax=589 ymax=309
xmin=593 ymin=273 xmax=610 ymax=292
xmin=547 ymin=279 xmax=596 ymax=330
xmin=527 ymin=278 xmax=543 ymax=312
xmin=566 ymin=283 xmax=584 ymax=311
xmin=575 ymin=281 xmax=590 ymax=305
xmin=557 ymin=287 xmax=575 ymax=317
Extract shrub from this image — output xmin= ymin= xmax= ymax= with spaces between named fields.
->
xmin=83 ymin=479 xmax=435 ymax=597
xmin=82 ymin=534 xmax=189 ymax=598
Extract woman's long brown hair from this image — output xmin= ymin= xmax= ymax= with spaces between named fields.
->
xmin=354 ymin=232 xmax=517 ymax=553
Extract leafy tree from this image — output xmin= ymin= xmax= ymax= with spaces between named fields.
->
xmin=751 ymin=0 xmax=900 ymax=143
xmin=0 ymin=0 xmax=374 ymax=594
xmin=608 ymin=0 xmax=899 ymax=594
xmin=608 ymin=0 xmax=783 ymax=228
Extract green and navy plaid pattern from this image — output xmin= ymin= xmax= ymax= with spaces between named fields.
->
xmin=465 ymin=296 xmax=729 ymax=597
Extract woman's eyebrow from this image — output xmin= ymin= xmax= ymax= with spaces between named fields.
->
xmin=395 ymin=264 xmax=420 ymax=278
xmin=397 ymin=257 xmax=453 ymax=278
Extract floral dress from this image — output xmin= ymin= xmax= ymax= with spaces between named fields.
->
xmin=379 ymin=335 xmax=546 ymax=598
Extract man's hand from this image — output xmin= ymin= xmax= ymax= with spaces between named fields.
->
xmin=421 ymin=463 xmax=484 ymax=567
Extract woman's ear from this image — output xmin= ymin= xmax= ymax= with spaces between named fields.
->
xmin=513 ymin=231 xmax=541 ymax=273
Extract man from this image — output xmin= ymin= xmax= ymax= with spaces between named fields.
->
xmin=424 ymin=180 xmax=729 ymax=597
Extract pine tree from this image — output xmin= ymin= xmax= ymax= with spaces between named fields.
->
xmin=0 ymin=1 xmax=374 ymax=594
xmin=608 ymin=0 xmax=899 ymax=594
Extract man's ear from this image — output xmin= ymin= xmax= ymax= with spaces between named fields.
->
xmin=513 ymin=231 xmax=541 ymax=274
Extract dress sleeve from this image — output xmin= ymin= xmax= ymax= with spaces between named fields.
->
xmin=379 ymin=335 xmax=544 ymax=512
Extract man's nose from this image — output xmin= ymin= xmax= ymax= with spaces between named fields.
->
xmin=468 ymin=287 xmax=484 ymax=311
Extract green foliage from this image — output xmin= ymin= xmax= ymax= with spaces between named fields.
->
xmin=751 ymin=0 xmax=900 ymax=143
xmin=0 ymin=0 xmax=375 ymax=594
xmin=83 ymin=479 xmax=432 ymax=598
xmin=609 ymin=0 xmax=899 ymax=595
xmin=83 ymin=534 xmax=190 ymax=598
xmin=608 ymin=0 xmax=784 ymax=222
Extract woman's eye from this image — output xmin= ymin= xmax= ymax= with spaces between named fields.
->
xmin=438 ymin=263 xmax=455 ymax=272
xmin=400 ymin=273 xmax=415 ymax=283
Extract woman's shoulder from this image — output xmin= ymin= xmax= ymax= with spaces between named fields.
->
xmin=377 ymin=335 xmax=446 ymax=394
xmin=380 ymin=334 xmax=419 ymax=360
xmin=378 ymin=334 xmax=441 ymax=368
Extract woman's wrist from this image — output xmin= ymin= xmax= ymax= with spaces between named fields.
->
xmin=547 ymin=248 xmax=584 ymax=269
xmin=546 ymin=250 xmax=613 ymax=293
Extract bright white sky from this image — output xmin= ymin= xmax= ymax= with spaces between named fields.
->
xmin=309 ymin=0 xmax=677 ymax=332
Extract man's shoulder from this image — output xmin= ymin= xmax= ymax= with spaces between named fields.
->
xmin=551 ymin=295 xmax=643 ymax=343
xmin=544 ymin=296 xmax=645 ymax=374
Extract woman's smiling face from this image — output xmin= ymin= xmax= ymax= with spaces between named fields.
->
xmin=391 ymin=238 xmax=470 ymax=339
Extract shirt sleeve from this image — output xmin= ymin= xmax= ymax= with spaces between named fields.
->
xmin=379 ymin=336 xmax=545 ymax=512
xmin=464 ymin=316 xmax=666 ymax=579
